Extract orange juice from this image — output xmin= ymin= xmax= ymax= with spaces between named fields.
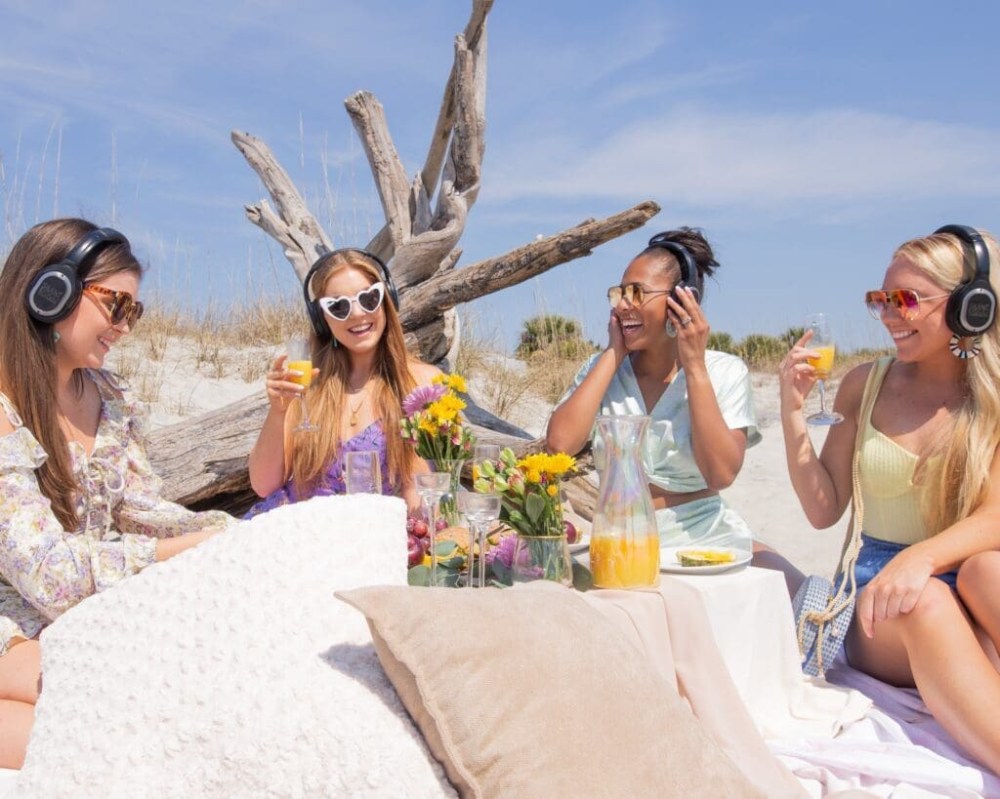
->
xmin=590 ymin=534 xmax=660 ymax=588
xmin=807 ymin=345 xmax=835 ymax=380
xmin=287 ymin=359 xmax=314 ymax=387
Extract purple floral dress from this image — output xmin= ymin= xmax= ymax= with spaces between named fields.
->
xmin=0 ymin=370 xmax=234 ymax=655
xmin=243 ymin=421 xmax=393 ymax=519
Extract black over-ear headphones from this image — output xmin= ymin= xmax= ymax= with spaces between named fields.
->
xmin=646 ymin=233 xmax=701 ymax=302
xmin=936 ymin=224 xmax=996 ymax=337
xmin=302 ymin=248 xmax=400 ymax=339
xmin=25 ymin=227 xmax=129 ymax=324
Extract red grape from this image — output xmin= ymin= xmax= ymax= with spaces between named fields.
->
xmin=564 ymin=520 xmax=578 ymax=544
xmin=411 ymin=519 xmax=429 ymax=538
xmin=407 ymin=535 xmax=424 ymax=567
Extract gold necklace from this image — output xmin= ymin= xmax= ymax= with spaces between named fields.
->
xmin=348 ymin=395 xmax=366 ymax=427
xmin=346 ymin=382 xmax=370 ymax=428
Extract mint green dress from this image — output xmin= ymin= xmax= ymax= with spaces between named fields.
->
xmin=563 ymin=350 xmax=761 ymax=553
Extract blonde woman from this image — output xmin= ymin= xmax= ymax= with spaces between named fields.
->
xmin=0 ymin=219 xmax=234 ymax=767
xmin=779 ymin=225 xmax=1000 ymax=774
xmin=246 ymin=249 xmax=440 ymax=516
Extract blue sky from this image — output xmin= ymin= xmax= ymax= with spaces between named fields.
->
xmin=3 ymin=0 xmax=1000 ymax=354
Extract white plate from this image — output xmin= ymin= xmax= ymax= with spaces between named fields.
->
xmin=659 ymin=546 xmax=751 ymax=575
xmin=567 ymin=534 xmax=590 ymax=553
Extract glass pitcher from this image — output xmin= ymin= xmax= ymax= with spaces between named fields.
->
xmin=590 ymin=415 xmax=660 ymax=589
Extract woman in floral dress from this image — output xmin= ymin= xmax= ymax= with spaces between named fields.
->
xmin=0 ymin=219 xmax=234 ymax=768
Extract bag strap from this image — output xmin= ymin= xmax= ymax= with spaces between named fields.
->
xmin=797 ymin=355 xmax=893 ymax=674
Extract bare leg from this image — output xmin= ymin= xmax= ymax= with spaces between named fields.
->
xmin=958 ymin=552 xmax=1000 ymax=670
xmin=846 ymin=579 xmax=1000 ymax=774
xmin=751 ymin=540 xmax=805 ymax=597
xmin=0 ymin=639 xmax=41 ymax=769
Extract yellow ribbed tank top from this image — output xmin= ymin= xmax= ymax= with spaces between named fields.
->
xmin=857 ymin=357 xmax=930 ymax=545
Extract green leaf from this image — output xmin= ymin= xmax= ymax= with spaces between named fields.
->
xmin=407 ymin=565 xmax=430 ymax=586
xmin=572 ymin=563 xmax=594 ymax=592
xmin=434 ymin=541 xmax=459 ymax=557
xmin=438 ymin=556 xmax=465 ymax=570
xmin=525 ymin=492 xmax=546 ymax=524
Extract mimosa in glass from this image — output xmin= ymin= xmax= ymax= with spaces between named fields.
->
xmin=805 ymin=315 xmax=843 ymax=425
xmin=285 ymin=338 xmax=318 ymax=432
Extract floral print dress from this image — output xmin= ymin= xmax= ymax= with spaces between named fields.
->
xmin=0 ymin=369 xmax=234 ymax=656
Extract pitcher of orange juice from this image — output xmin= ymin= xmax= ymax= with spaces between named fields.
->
xmin=590 ymin=415 xmax=660 ymax=589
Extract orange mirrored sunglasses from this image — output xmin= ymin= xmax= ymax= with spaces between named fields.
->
xmin=83 ymin=284 xmax=144 ymax=327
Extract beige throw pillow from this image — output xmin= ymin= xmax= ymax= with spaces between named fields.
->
xmin=337 ymin=583 xmax=765 ymax=799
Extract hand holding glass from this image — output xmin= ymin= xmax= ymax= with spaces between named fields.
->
xmin=805 ymin=314 xmax=843 ymax=425
xmin=285 ymin=338 xmax=318 ymax=433
xmin=415 ymin=472 xmax=452 ymax=586
xmin=458 ymin=492 xmax=501 ymax=588
xmin=344 ymin=450 xmax=382 ymax=495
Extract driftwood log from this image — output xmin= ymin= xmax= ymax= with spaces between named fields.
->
xmin=149 ymin=0 xmax=657 ymax=516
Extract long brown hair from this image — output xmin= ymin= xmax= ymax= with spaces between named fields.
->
xmin=289 ymin=250 xmax=418 ymax=494
xmin=0 ymin=218 xmax=142 ymax=530
xmin=899 ymin=229 xmax=1000 ymax=533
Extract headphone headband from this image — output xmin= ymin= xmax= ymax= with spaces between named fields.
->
xmin=936 ymin=224 xmax=996 ymax=338
xmin=25 ymin=226 xmax=129 ymax=324
xmin=302 ymin=248 xmax=400 ymax=340
xmin=646 ymin=233 xmax=700 ymax=302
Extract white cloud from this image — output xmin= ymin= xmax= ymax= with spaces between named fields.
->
xmin=488 ymin=108 xmax=1000 ymax=208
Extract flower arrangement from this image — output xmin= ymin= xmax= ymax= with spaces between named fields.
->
xmin=400 ymin=373 xmax=475 ymax=466
xmin=473 ymin=448 xmax=577 ymax=538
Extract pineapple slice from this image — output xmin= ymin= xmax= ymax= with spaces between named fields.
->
xmin=676 ymin=549 xmax=736 ymax=567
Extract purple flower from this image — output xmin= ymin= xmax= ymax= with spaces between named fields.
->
xmin=402 ymin=384 xmax=447 ymax=416
xmin=486 ymin=533 xmax=517 ymax=569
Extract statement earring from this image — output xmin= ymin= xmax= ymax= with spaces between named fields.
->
xmin=52 ymin=330 xmax=61 ymax=343
xmin=330 ymin=336 xmax=340 ymax=349
xmin=949 ymin=333 xmax=982 ymax=359
xmin=665 ymin=319 xmax=677 ymax=339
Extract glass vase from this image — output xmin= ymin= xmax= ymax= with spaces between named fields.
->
xmin=434 ymin=458 xmax=467 ymax=527
xmin=591 ymin=415 xmax=660 ymax=589
xmin=511 ymin=533 xmax=573 ymax=587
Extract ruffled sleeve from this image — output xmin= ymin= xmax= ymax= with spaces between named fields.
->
xmin=102 ymin=374 xmax=235 ymax=538
xmin=0 ymin=424 xmax=155 ymax=621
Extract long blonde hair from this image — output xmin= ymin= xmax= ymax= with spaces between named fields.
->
xmin=900 ymin=229 xmax=1000 ymax=533
xmin=0 ymin=218 xmax=142 ymax=530
xmin=289 ymin=250 xmax=418 ymax=494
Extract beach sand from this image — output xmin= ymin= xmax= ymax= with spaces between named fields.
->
xmin=127 ymin=348 xmax=845 ymax=579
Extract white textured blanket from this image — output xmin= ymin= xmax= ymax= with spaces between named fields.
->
xmin=15 ymin=495 xmax=455 ymax=798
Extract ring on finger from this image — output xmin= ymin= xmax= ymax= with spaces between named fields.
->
xmin=680 ymin=316 xmax=693 ymax=327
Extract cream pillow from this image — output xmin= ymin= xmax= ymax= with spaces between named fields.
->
xmin=338 ymin=583 xmax=765 ymax=799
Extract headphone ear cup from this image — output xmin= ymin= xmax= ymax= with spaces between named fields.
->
xmin=25 ymin=261 xmax=82 ymax=323
xmin=945 ymin=278 xmax=996 ymax=338
xmin=305 ymin=298 xmax=328 ymax=339
xmin=945 ymin=289 xmax=967 ymax=337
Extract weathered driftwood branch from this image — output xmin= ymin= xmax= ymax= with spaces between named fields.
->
xmin=420 ymin=0 xmax=492 ymax=199
xmin=231 ymin=130 xmax=332 ymax=281
xmin=400 ymin=201 xmax=660 ymax=330
xmin=163 ymin=1 xmax=657 ymax=516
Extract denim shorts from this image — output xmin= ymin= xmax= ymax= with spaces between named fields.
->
xmin=854 ymin=534 xmax=958 ymax=590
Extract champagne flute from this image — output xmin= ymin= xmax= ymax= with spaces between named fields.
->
xmin=415 ymin=471 xmax=452 ymax=586
xmin=344 ymin=450 xmax=382 ymax=495
xmin=458 ymin=492 xmax=501 ymax=588
xmin=805 ymin=314 xmax=844 ymax=425
xmin=285 ymin=338 xmax=318 ymax=433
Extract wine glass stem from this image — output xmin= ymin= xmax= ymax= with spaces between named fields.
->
xmin=817 ymin=379 xmax=828 ymax=414
xmin=426 ymin=500 xmax=438 ymax=586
